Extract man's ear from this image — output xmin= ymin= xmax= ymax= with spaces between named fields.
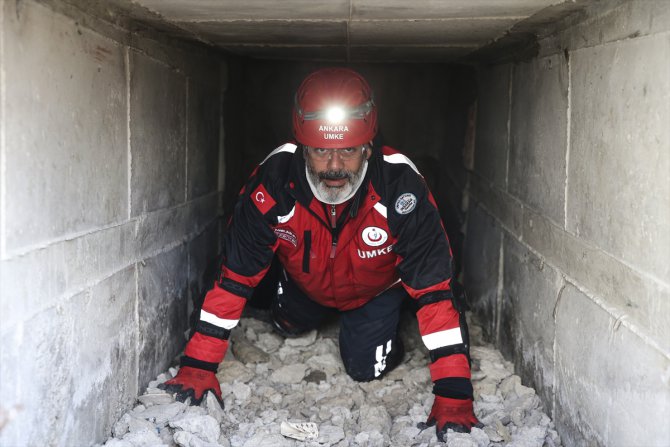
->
xmin=365 ymin=143 xmax=373 ymax=160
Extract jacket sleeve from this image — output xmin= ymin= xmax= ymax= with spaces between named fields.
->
xmin=390 ymin=175 xmax=471 ymax=382
xmin=181 ymin=164 xmax=280 ymax=371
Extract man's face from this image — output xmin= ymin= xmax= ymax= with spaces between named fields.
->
xmin=304 ymin=145 xmax=371 ymax=203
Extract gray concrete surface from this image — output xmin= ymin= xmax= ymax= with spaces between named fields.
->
xmin=568 ymin=33 xmax=670 ymax=282
xmin=465 ymin=1 xmax=670 ymax=445
xmin=463 ymin=204 xmax=502 ymax=341
xmin=138 ymin=246 xmax=189 ymax=388
xmin=130 ymin=51 xmax=187 ymax=216
xmin=474 ymin=64 xmax=511 ymax=191
xmin=120 ymin=0 xmax=591 ymax=62
xmin=3 ymin=0 xmax=128 ymax=253
xmin=509 ymin=53 xmax=568 ymax=226
xmin=501 ymin=237 xmax=561 ymax=414
xmin=0 ymin=0 xmax=225 ymax=445
xmin=555 ymin=283 xmax=670 ymax=447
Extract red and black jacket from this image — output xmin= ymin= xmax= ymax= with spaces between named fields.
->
xmin=182 ymin=143 xmax=471 ymax=385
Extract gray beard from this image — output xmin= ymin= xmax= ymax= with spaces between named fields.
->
xmin=305 ymin=161 xmax=368 ymax=205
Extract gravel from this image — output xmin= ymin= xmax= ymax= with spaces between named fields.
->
xmin=99 ymin=314 xmax=561 ymax=447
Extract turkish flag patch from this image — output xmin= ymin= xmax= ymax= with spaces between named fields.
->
xmin=250 ymin=183 xmax=276 ymax=215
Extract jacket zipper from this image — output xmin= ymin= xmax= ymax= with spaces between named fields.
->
xmin=330 ymin=204 xmax=337 ymax=259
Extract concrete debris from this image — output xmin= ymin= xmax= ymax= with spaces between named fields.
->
xmin=216 ymin=361 xmax=255 ymax=384
xmin=102 ymin=316 xmax=561 ymax=446
xmin=319 ymin=425 xmax=345 ymax=445
xmin=284 ymin=330 xmax=318 ymax=347
xmin=279 ymin=421 xmax=319 ymax=441
xmin=138 ymin=390 xmax=175 ymax=406
xmin=231 ymin=382 xmax=252 ymax=402
xmin=231 ymin=338 xmax=271 ymax=364
xmin=173 ymin=430 xmax=223 ymax=447
xmin=131 ymin=401 xmax=186 ymax=425
xmin=269 ymin=363 xmax=307 ymax=384
xmin=205 ymin=392 xmax=226 ymax=424
xmin=169 ymin=413 xmax=220 ymax=443
xmin=112 ymin=413 xmax=132 ymax=438
xmin=446 ymin=431 xmax=478 ymax=447
xmin=255 ymin=332 xmax=283 ymax=353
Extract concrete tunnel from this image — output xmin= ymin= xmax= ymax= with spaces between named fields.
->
xmin=0 ymin=0 xmax=668 ymax=445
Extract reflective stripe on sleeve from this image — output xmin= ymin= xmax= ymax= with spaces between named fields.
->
xmin=382 ymin=153 xmax=421 ymax=176
xmin=373 ymin=202 xmax=387 ymax=218
xmin=260 ymin=143 xmax=297 ymax=165
xmin=200 ymin=309 xmax=240 ymax=330
xmin=422 ymin=327 xmax=463 ymax=350
xmin=277 ymin=205 xmax=296 ymax=223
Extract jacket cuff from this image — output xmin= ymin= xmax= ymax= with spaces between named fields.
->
xmin=430 ymin=354 xmax=471 ymax=382
xmin=180 ymin=355 xmax=219 ymax=372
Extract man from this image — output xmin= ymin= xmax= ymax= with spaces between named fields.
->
xmin=160 ymin=67 xmax=479 ymax=441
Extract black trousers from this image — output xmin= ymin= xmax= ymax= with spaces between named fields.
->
xmin=250 ymin=259 xmax=406 ymax=382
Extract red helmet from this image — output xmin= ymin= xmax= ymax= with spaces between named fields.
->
xmin=293 ymin=68 xmax=378 ymax=148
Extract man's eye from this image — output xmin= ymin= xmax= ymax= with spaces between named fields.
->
xmin=314 ymin=148 xmax=328 ymax=154
xmin=342 ymin=147 xmax=356 ymax=153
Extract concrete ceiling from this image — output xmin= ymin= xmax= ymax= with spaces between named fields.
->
xmin=126 ymin=0 xmax=594 ymax=62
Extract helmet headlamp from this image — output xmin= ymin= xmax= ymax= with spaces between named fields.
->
xmin=295 ymin=98 xmax=375 ymax=122
xmin=325 ymin=106 xmax=346 ymax=124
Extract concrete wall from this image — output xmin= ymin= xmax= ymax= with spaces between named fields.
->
xmin=463 ymin=1 xmax=670 ymax=445
xmin=0 ymin=0 xmax=226 ymax=445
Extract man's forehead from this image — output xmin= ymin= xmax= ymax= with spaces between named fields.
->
xmin=306 ymin=144 xmax=366 ymax=150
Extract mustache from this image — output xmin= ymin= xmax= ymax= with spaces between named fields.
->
xmin=318 ymin=170 xmax=351 ymax=181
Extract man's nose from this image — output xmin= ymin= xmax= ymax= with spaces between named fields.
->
xmin=327 ymin=151 xmax=344 ymax=170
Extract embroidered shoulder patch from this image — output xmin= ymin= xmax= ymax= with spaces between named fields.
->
xmin=274 ymin=228 xmax=298 ymax=247
xmin=251 ymin=183 xmax=276 ymax=215
xmin=394 ymin=193 xmax=417 ymax=215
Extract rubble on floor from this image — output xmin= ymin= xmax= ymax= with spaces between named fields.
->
xmin=99 ymin=315 xmax=561 ymax=447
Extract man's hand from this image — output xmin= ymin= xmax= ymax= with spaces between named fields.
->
xmin=422 ymin=396 xmax=480 ymax=442
xmin=158 ymin=366 xmax=223 ymax=408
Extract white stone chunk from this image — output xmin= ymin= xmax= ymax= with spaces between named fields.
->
xmin=242 ymin=433 xmax=292 ymax=447
xmin=317 ymin=425 xmax=345 ymax=444
xmin=307 ymin=353 xmax=343 ymax=374
xmin=112 ymin=413 xmax=131 ymax=438
xmin=469 ymin=427 xmax=490 ymax=447
xmin=138 ymin=392 xmax=174 ymax=406
xmin=445 ymin=432 xmax=477 ymax=447
xmin=205 ymin=392 xmax=226 ymax=423
xmin=174 ymin=430 xmax=224 ymax=447
xmin=359 ymin=405 xmax=392 ymax=435
xmin=104 ymin=439 xmax=133 ymax=447
xmin=121 ymin=428 xmax=164 ymax=446
xmin=284 ymin=330 xmax=317 ymax=347
xmin=216 ymin=361 xmax=255 ymax=383
xmin=402 ymin=367 xmax=431 ymax=387
xmin=269 ymin=363 xmax=307 ymax=384
xmin=169 ymin=414 xmax=221 ymax=443
xmin=255 ymin=333 xmax=283 ymax=353
xmin=232 ymin=382 xmax=252 ymax=401
xmin=132 ymin=402 xmax=186 ymax=425
xmin=128 ymin=416 xmax=156 ymax=433
xmin=279 ymin=421 xmax=318 ymax=441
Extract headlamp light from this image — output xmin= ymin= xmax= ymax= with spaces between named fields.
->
xmin=295 ymin=97 xmax=375 ymax=122
xmin=325 ymin=106 xmax=346 ymax=124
